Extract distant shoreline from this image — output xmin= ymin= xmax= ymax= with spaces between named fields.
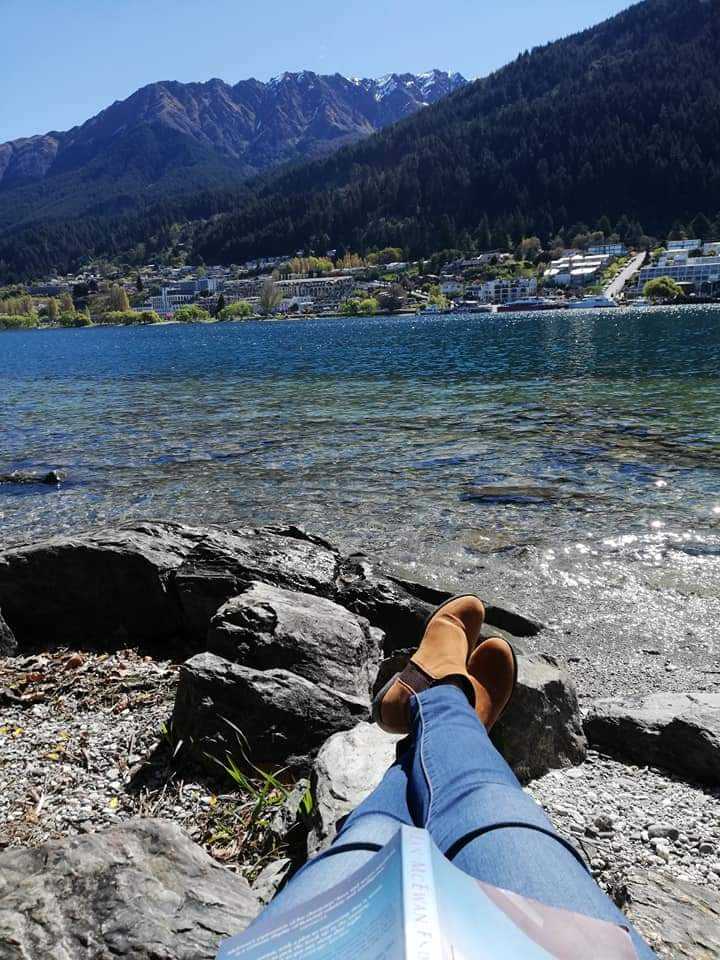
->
xmin=2 ymin=300 xmax=717 ymax=334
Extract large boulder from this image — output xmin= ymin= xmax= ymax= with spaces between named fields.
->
xmin=207 ymin=582 xmax=383 ymax=698
xmin=0 ymin=520 xmax=539 ymax=656
xmin=172 ymin=652 xmax=369 ymax=771
xmin=0 ymin=818 xmax=259 ymax=959
xmin=491 ymin=653 xmax=587 ymax=783
xmin=0 ymin=608 xmax=16 ymax=656
xmin=623 ymin=872 xmax=720 ymax=959
xmin=173 ymin=525 xmax=341 ymax=642
xmin=0 ymin=521 xmax=196 ymax=649
xmin=0 ymin=522 xmax=342 ymax=652
xmin=373 ymin=652 xmax=585 ymax=783
xmin=308 ymin=722 xmax=403 ymax=854
xmin=584 ymin=692 xmax=720 ymax=784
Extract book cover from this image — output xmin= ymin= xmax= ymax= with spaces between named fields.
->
xmin=217 ymin=826 xmax=637 ymax=960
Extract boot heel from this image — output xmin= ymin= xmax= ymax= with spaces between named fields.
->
xmin=371 ymin=672 xmax=401 ymax=729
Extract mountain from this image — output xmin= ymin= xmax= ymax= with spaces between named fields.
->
xmin=0 ymin=70 xmax=466 ymax=234
xmin=191 ymin=0 xmax=720 ymax=264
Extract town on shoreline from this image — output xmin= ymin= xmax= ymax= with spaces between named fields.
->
xmin=3 ymin=233 xmax=720 ymax=331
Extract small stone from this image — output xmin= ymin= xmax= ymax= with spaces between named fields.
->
xmin=594 ymin=814 xmax=614 ymax=832
xmin=648 ymin=824 xmax=679 ymax=841
xmin=698 ymin=842 xmax=715 ymax=855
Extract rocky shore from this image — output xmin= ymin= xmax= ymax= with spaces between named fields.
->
xmin=0 ymin=520 xmax=718 ymax=959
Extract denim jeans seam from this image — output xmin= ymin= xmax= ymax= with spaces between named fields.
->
xmin=415 ymin=694 xmax=434 ymax=827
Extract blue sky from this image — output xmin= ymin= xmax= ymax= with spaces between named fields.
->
xmin=3 ymin=0 xmax=633 ymax=143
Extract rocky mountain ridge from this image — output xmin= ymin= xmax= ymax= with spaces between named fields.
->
xmin=0 ymin=69 xmax=466 ymax=189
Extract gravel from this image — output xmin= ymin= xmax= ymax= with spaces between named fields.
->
xmin=527 ymin=749 xmax=720 ymax=888
xmin=0 ymin=647 xmax=294 ymax=879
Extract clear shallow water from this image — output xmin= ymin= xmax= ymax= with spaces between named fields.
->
xmin=2 ymin=307 xmax=720 ymax=676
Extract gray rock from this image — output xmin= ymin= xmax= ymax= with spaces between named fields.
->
xmin=207 ymin=582 xmax=383 ymax=698
xmin=594 ymin=814 xmax=614 ymax=833
xmin=174 ymin=525 xmax=341 ymax=642
xmin=0 ymin=470 xmax=64 ymax=486
xmin=624 ymin=871 xmax=720 ymax=959
xmin=491 ymin=654 xmax=587 ymax=783
xmin=584 ymin=692 xmax=720 ymax=784
xmin=252 ymin=859 xmax=292 ymax=905
xmin=0 ymin=818 xmax=259 ymax=959
xmin=267 ymin=779 xmax=311 ymax=845
xmin=0 ymin=521 xmax=196 ymax=650
xmin=373 ymin=652 xmax=586 ymax=784
xmin=308 ymin=722 xmax=402 ymax=854
xmin=381 ymin=574 xmax=544 ymax=638
xmin=172 ymin=652 xmax=369 ymax=772
xmin=0 ymin=607 xmax=16 ymax=656
xmin=647 ymin=824 xmax=679 ymax=841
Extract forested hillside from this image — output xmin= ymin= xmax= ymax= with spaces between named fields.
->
xmin=193 ymin=0 xmax=720 ymax=264
xmin=0 ymin=71 xmax=464 ymax=281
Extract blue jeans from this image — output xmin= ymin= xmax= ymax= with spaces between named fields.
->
xmin=260 ymin=686 xmax=656 ymax=958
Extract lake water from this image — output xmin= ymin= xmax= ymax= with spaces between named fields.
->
xmin=2 ymin=308 xmax=719 ymax=688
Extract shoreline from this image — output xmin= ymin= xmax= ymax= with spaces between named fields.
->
xmin=2 ymin=299 xmax=718 ymax=334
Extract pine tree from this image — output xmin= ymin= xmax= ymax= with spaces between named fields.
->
xmin=597 ymin=215 xmax=613 ymax=239
xmin=691 ymin=213 xmax=712 ymax=242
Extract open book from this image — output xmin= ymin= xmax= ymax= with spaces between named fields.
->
xmin=217 ymin=826 xmax=637 ymax=959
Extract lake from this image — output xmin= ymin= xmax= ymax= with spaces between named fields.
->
xmin=2 ymin=307 xmax=719 ymax=689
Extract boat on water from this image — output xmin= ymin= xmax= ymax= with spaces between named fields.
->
xmin=496 ymin=297 xmax=564 ymax=313
xmin=566 ymin=295 xmax=619 ymax=309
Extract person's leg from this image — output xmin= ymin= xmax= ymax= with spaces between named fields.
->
xmin=408 ymin=685 xmax=657 ymax=959
xmin=259 ymin=594 xmax=486 ymax=923
xmin=252 ymin=749 xmax=413 ymax=924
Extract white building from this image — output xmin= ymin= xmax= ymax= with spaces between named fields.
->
xmin=637 ymin=255 xmax=720 ymax=292
xmin=276 ymin=276 xmax=354 ymax=303
xmin=146 ymin=290 xmax=194 ymax=315
xmin=466 ymin=277 xmax=538 ymax=304
xmin=544 ymin=253 xmax=611 ymax=287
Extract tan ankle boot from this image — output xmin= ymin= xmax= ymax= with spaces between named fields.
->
xmin=467 ymin=636 xmax=517 ymax=730
xmin=372 ymin=595 xmax=486 ymax=734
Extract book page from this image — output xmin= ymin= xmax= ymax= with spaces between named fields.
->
xmin=428 ymin=840 xmax=637 ymax=959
